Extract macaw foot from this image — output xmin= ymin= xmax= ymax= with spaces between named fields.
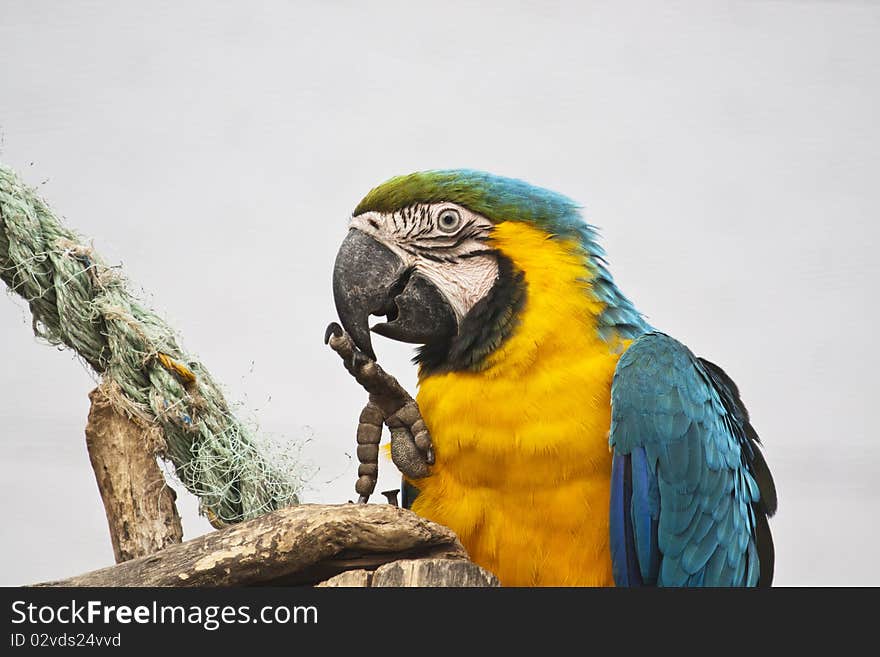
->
xmin=386 ymin=400 xmax=433 ymax=478
xmin=325 ymin=322 xmax=434 ymax=503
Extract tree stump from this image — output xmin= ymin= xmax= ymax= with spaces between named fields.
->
xmin=85 ymin=383 xmax=183 ymax=563
xmin=318 ymin=559 xmax=499 ymax=587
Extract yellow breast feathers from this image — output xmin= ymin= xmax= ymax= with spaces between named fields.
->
xmin=410 ymin=221 xmax=629 ymax=586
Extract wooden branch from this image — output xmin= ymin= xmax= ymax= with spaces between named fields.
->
xmin=85 ymin=383 xmax=183 ymax=563
xmin=35 ymin=504 xmax=471 ymax=587
xmin=318 ymin=559 xmax=499 ymax=587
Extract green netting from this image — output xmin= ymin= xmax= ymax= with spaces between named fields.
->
xmin=0 ymin=163 xmax=302 ymax=523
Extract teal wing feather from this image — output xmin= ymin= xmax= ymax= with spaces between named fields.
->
xmin=608 ymin=332 xmax=776 ymax=587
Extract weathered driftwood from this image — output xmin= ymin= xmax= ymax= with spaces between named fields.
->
xmin=85 ymin=383 xmax=183 ymax=563
xmin=317 ymin=570 xmax=374 ymax=587
xmin=35 ymin=504 xmax=472 ymax=587
xmin=318 ymin=559 xmax=499 ymax=587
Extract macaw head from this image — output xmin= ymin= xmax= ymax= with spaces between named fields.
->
xmin=332 ymin=170 xmax=645 ymax=372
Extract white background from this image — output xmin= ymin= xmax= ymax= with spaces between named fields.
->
xmin=1 ymin=0 xmax=877 ymax=585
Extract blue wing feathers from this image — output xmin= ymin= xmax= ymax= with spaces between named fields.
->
xmin=664 ymin=497 xmax=700 ymax=534
xmin=608 ymin=331 xmax=776 ymax=587
xmin=706 ymin=544 xmax=727 ymax=584
xmin=684 ymin=425 xmax=704 ymax=486
xmin=659 ymin=551 xmax=689 ymax=586
xmin=608 ymin=452 xmax=630 ymax=585
xmin=630 ymin=446 xmax=660 ymax=584
xmin=681 ymin=522 xmax=719 ymax=574
xmin=609 ymin=452 xmax=643 ymax=586
xmin=699 ymin=357 xmax=777 ymax=518
xmin=710 ymin=484 xmax=731 ymax=523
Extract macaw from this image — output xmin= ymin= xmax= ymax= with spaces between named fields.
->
xmin=331 ymin=170 xmax=777 ymax=587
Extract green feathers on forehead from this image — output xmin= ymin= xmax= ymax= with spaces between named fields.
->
xmin=354 ymin=169 xmax=585 ymax=237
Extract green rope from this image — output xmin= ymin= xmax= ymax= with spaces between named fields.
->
xmin=0 ymin=163 xmax=301 ymax=523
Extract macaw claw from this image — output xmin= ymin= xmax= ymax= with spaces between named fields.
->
xmin=324 ymin=322 xmax=343 ymax=344
xmin=325 ymin=322 xmax=434 ymax=501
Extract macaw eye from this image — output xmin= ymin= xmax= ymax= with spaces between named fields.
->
xmin=437 ymin=208 xmax=462 ymax=233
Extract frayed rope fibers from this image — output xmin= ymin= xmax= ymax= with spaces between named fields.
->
xmin=0 ymin=163 xmax=301 ymax=523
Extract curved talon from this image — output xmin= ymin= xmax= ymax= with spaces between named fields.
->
xmin=324 ymin=322 xmax=343 ymax=344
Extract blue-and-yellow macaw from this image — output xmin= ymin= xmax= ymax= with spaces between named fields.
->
xmin=331 ymin=170 xmax=777 ymax=586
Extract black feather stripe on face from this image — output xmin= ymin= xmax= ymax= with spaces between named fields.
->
xmin=415 ymin=223 xmax=489 ymax=251
xmin=384 ymin=203 xmax=492 ymax=255
xmin=415 ymin=253 xmax=526 ymax=375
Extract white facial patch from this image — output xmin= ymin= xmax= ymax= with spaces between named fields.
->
xmin=349 ymin=203 xmax=499 ymax=321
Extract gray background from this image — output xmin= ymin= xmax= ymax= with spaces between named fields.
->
xmin=1 ymin=0 xmax=877 ymax=586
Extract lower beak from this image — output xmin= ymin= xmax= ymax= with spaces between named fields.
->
xmin=332 ymin=229 xmax=457 ymax=359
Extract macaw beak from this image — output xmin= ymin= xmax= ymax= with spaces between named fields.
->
xmin=332 ymin=228 xmax=457 ymax=359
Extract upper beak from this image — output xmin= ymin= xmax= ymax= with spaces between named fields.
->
xmin=332 ymin=229 xmax=456 ymax=359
